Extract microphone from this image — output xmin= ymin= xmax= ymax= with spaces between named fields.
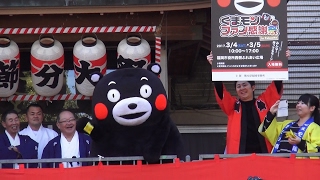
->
xmin=69 ymin=156 xmax=80 ymax=167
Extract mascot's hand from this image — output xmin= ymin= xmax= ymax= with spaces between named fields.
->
xmin=77 ymin=117 xmax=102 ymax=141
xmin=143 ymin=142 xmax=162 ymax=163
xmin=142 ymin=119 xmax=171 ymax=163
xmin=143 ymin=149 xmax=161 ymax=163
xmin=76 ymin=117 xmax=91 ymax=134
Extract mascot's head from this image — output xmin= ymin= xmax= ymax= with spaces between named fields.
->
xmin=216 ymin=0 xmax=288 ymax=14
xmin=90 ymin=63 xmax=166 ymax=127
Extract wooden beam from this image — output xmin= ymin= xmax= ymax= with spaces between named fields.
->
xmin=0 ymin=1 xmax=211 ymax=15
xmin=3 ymin=25 xmax=203 ymax=44
xmin=0 ymin=10 xmax=207 ymax=27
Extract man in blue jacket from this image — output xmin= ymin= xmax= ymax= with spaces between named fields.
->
xmin=41 ymin=109 xmax=91 ymax=168
xmin=0 ymin=110 xmax=38 ymax=168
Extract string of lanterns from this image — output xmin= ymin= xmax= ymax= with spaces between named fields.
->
xmin=0 ymin=33 xmax=151 ymax=98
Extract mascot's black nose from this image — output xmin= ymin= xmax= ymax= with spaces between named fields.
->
xmin=128 ymin=103 xmax=137 ymax=109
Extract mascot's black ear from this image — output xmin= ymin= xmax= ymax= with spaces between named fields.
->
xmin=89 ymin=72 xmax=103 ymax=86
xmin=147 ymin=63 xmax=161 ymax=76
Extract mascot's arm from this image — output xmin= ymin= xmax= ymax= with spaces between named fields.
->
xmin=143 ymin=119 xmax=171 ymax=163
xmin=77 ymin=117 xmax=103 ymax=141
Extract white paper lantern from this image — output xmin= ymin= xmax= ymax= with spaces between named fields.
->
xmin=31 ymin=36 xmax=64 ymax=96
xmin=73 ymin=35 xmax=107 ymax=96
xmin=117 ymin=34 xmax=151 ymax=69
xmin=0 ymin=37 xmax=20 ymax=97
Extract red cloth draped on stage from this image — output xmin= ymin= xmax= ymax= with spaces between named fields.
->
xmin=1 ymin=155 xmax=319 ymax=179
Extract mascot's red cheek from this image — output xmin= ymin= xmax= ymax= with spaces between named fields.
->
xmin=267 ymin=0 xmax=280 ymax=7
xmin=155 ymin=94 xmax=167 ymax=111
xmin=94 ymin=103 xmax=108 ymax=120
xmin=217 ymin=0 xmax=230 ymax=7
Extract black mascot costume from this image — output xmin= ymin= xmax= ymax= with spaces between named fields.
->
xmin=78 ymin=63 xmax=185 ymax=163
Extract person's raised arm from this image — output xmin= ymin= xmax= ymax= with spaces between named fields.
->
xmin=207 ymin=51 xmax=236 ymax=115
xmin=258 ymin=100 xmax=283 ymax=146
xmin=274 ymin=81 xmax=283 ymax=94
xmin=259 ymin=81 xmax=283 ymax=109
xmin=261 ymin=100 xmax=279 ymax=132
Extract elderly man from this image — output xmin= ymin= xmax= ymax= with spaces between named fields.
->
xmin=41 ymin=109 xmax=91 ymax=168
xmin=0 ymin=110 xmax=38 ymax=168
xmin=19 ymin=103 xmax=58 ymax=159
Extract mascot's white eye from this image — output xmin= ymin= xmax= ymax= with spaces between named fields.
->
xmin=107 ymin=89 xmax=120 ymax=102
xmin=140 ymin=85 xmax=152 ymax=98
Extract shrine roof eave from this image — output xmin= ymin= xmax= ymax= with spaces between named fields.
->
xmin=0 ymin=1 xmax=210 ymax=15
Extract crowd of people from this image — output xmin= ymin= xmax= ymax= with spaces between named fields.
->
xmin=0 ymin=104 xmax=91 ymax=168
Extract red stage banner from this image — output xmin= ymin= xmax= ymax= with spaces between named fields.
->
xmin=1 ymin=155 xmax=320 ymax=179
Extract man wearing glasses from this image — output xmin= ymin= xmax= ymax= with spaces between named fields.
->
xmin=41 ymin=109 xmax=91 ymax=168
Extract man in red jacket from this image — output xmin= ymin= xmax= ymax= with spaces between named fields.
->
xmin=207 ymin=50 xmax=289 ymax=154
